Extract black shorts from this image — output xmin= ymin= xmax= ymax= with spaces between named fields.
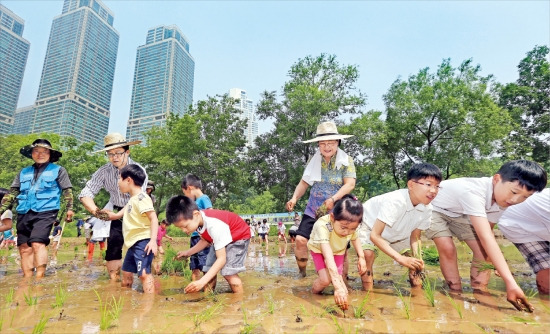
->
xmin=295 ymin=214 xmax=317 ymax=240
xmin=105 ymin=217 xmax=123 ymax=261
xmin=17 ymin=210 xmax=58 ymax=247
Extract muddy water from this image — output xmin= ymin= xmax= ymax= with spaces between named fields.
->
xmin=0 ymin=238 xmax=548 ymax=333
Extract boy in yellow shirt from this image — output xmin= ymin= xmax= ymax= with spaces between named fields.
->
xmin=104 ymin=164 xmax=158 ymax=293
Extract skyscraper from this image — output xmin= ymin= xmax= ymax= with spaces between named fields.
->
xmin=0 ymin=4 xmax=30 ymax=135
xmin=28 ymin=0 xmax=118 ymax=146
xmin=229 ymin=88 xmax=258 ymax=147
xmin=126 ymin=25 xmax=194 ymax=142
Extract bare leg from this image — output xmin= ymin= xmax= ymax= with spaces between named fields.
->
xmin=312 ymin=268 xmax=330 ymax=294
xmin=536 ymin=268 xmax=549 ymax=295
xmin=140 ymin=270 xmax=155 ymax=294
xmin=433 ymin=237 xmax=462 ymax=291
xmin=295 ymin=235 xmax=309 ymax=277
xmin=107 ymin=260 xmax=122 ymax=281
xmin=31 ymin=242 xmax=48 ymax=278
xmin=121 ymin=270 xmax=134 ymax=288
xmin=191 ymin=269 xmax=202 ymax=281
xmin=361 ymin=249 xmax=375 ymax=291
xmin=224 ymin=274 xmax=243 ymax=293
xmin=342 ymin=251 xmax=350 ymax=289
xmin=19 ymin=244 xmax=34 ymax=277
xmin=204 ymin=275 xmax=217 ymax=292
xmin=465 ymin=238 xmax=491 ymax=292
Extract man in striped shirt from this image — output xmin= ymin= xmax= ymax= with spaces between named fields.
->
xmin=79 ymin=133 xmax=148 ymax=280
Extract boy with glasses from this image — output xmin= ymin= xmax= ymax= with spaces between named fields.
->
xmin=425 ymin=160 xmax=547 ymax=312
xmin=79 ymin=133 xmax=148 ymax=280
xmin=358 ymin=163 xmax=441 ymax=290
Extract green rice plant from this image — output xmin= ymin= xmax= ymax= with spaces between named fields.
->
xmin=539 ymin=302 xmax=550 ymax=314
xmin=330 ymin=315 xmax=353 ymax=334
xmin=509 ymin=316 xmax=538 ymax=324
xmin=298 ymin=303 xmax=309 ymax=317
xmin=24 ymin=288 xmax=38 ymax=306
xmin=422 ymin=276 xmax=436 ymax=307
xmin=51 ymin=285 xmax=68 ymax=308
xmin=266 ymin=294 xmax=275 ymax=314
xmin=193 ymin=301 xmax=223 ymax=329
xmin=393 ymin=285 xmax=411 ymax=319
xmin=93 ymin=290 xmax=124 ymax=330
xmin=525 ymin=288 xmax=538 ymax=299
xmin=444 ymin=290 xmax=463 ymax=319
xmin=31 ymin=313 xmax=48 ymax=334
xmin=473 ymin=261 xmax=495 ymax=272
xmin=109 ymin=295 xmax=124 ymax=320
xmin=161 ymin=245 xmax=191 ymax=277
xmin=240 ymin=307 xmax=260 ymax=334
xmin=422 ymin=246 xmax=439 ymax=266
xmin=317 ymin=302 xmax=342 ymax=318
xmin=74 ymin=246 xmax=79 ymax=253
xmin=352 ymin=291 xmax=371 ymax=318
xmin=4 ymin=287 xmax=15 ymax=307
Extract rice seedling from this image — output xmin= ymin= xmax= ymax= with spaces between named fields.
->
xmin=330 ymin=315 xmax=353 ymax=334
xmin=444 ymin=290 xmax=463 ymax=319
xmin=266 ymin=294 xmax=276 ymax=314
xmin=393 ymin=285 xmax=411 ymax=319
xmin=110 ymin=295 xmax=124 ymax=320
xmin=318 ymin=302 xmax=341 ymax=318
xmin=352 ymin=291 xmax=371 ymax=318
xmin=4 ymin=287 xmax=15 ymax=307
xmin=525 ymin=288 xmax=538 ymax=299
xmin=298 ymin=303 xmax=310 ymax=317
xmin=422 ymin=276 xmax=436 ymax=307
xmin=509 ymin=316 xmax=538 ymax=324
xmin=240 ymin=307 xmax=260 ymax=334
xmin=24 ymin=288 xmax=38 ymax=306
xmin=161 ymin=245 xmax=190 ymax=277
xmin=473 ymin=261 xmax=495 ymax=272
xmin=31 ymin=313 xmax=48 ymax=334
xmin=421 ymin=246 xmax=439 ymax=266
xmin=94 ymin=290 xmax=124 ymax=330
xmin=539 ymin=302 xmax=550 ymax=314
xmin=51 ymin=285 xmax=68 ymax=308
xmin=193 ymin=301 xmax=223 ymax=329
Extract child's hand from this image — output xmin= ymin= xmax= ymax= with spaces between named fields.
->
xmin=506 ymin=285 xmax=534 ymax=312
xmin=398 ymin=255 xmax=424 ymax=271
xmin=185 ymin=280 xmax=206 ymax=293
xmin=334 ymin=288 xmax=349 ymax=310
xmin=357 ymin=257 xmax=367 ymax=275
xmin=145 ymin=240 xmax=158 ymax=256
xmin=169 ymin=236 xmax=174 ymax=241
xmin=176 ymin=250 xmax=188 ymax=260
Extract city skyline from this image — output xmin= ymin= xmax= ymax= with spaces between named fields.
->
xmin=229 ymin=88 xmax=258 ymax=148
xmin=3 ymin=1 xmax=549 ymax=137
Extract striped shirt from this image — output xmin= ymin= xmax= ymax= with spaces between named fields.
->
xmin=78 ymin=157 xmax=148 ymax=208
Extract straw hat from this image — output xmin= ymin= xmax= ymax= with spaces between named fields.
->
xmin=302 ymin=121 xmax=354 ymax=143
xmin=20 ymin=139 xmax=62 ymax=162
xmin=94 ymin=133 xmax=142 ymax=153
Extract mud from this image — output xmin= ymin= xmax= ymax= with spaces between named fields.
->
xmin=0 ymin=238 xmax=548 ymax=333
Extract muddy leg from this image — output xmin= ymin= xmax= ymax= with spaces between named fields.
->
xmin=191 ymin=269 xmax=202 ymax=281
xmin=140 ymin=270 xmax=155 ymax=294
xmin=465 ymin=238 xmax=491 ymax=292
xmin=312 ymin=268 xmax=330 ymax=294
xmin=31 ymin=242 xmax=48 ymax=278
xmin=536 ymin=268 xmax=550 ymax=296
xmin=361 ymin=249 xmax=375 ymax=291
xmin=121 ymin=270 xmax=133 ymax=288
xmin=204 ymin=275 xmax=217 ymax=292
xmin=433 ymin=237 xmax=462 ymax=291
xmin=107 ymin=260 xmax=122 ymax=281
xmin=19 ymin=243 xmax=34 ymax=277
xmin=295 ymin=235 xmax=309 ymax=277
xmin=342 ymin=251 xmax=350 ymax=289
xmin=224 ymin=274 xmax=243 ymax=293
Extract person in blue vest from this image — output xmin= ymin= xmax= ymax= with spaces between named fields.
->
xmin=0 ymin=139 xmax=73 ymax=278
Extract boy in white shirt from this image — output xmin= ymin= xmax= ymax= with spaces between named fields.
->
xmin=359 ymin=163 xmax=442 ymax=290
xmin=498 ymin=188 xmax=549 ymax=296
xmin=425 ymin=160 xmax=547 ymax=312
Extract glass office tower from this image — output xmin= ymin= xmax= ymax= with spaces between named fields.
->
xmin=30 ymin=0 xmax=118 ymax=146
xmin=126 ymin=25 xmax=194 ymax=142
xmin=0 ymin=5 xmax=30 ymax=135
xmin=229 ymin=88 xmax=258 ymax=147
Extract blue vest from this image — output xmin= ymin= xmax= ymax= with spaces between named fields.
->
xmin=16 ymin=163 xmax=62 ymax=214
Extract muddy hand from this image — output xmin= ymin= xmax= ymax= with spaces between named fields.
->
xmin=334 ymin=289 xmax=349 ymax=310
xmin=507 ymin=287 xmax=534 ymax=312
xmin=176 ymin=251 xmax=188 ymax=260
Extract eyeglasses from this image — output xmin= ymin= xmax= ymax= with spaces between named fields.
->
xmin=106 ymin=151 xmax=126 ymax=158
xmin=413 ymin=180 xmax=442 ymax=190
xmin=318 ymin=141 xmax=338 ymax=148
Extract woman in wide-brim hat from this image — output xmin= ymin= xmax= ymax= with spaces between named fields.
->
xmin=0 ymin=138 xmax=74 ymax=278
xmin=285 ymin=121 xmax=357 ymax=277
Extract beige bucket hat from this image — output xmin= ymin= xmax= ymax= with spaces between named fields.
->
xmin=302 ymin=121 xmax=354 ymax=143
xmin=94 ymin=133 xmax=142 ymax=153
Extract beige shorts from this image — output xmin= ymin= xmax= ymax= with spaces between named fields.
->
xmin=425 ymin=211 xmax=478 ymax=241
xmin=359 ymin=223 xmax=410 ymax=255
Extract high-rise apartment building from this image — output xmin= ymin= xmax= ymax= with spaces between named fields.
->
xmin=12 ymin=105 xmax=34 ymax=134
xmin=229 ymin=88 xmax=258 ymax=147
xmin=126 ymin=25 xmax=195 ymax=142
xmin=27 ymin=0 xmax=118 ymax=146
xmin=0 ymin=5 xmax=30 ymax=135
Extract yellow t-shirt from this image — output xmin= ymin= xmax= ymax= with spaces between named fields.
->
xmin=307 ymin=215 xmax=358 ymax=255
xmin=122 ymin=192 xmax=154 ymax=248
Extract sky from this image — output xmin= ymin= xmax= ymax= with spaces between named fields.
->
xmin=4 ymin=0 xmax=550 ymax=136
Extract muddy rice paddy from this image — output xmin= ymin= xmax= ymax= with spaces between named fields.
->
xmin=0 ymin=237 xmax=548 ymax=333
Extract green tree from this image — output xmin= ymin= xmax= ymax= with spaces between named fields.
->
xmin=248 ymin=54 xmax=366 ymax=210
xmin=133 ymin=94 xmax=249 ymax=212
xmin=380 ymin=58 xmax=512 ymax=187
xmin=498 ymin=45 xmax=550 ymax=167
xmin=229 ymin=189 xmax=277 ymax=214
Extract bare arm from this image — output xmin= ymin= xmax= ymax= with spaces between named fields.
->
xmin=410 ymin=228 xmax=422 ymax=258
xmin=320 ymin=243 xmax=348 ymax=309
xmin=351 ymin=237 xmax=367 ymax=275
xmin=470 ymin=215 xmax=533 ymax=312
xmin=185 ymin=247 xmax=226 ymax=293
xmin=0 ymin=218 xmax=12 ymax=233
xmin=176 ymin=238 xmax=210 ymax=259
xmin=144 ymin=210 xmax=158 ymax=256
xmin=370 ymin=219 xmax=423 ymax=271
xmin=286 ymin=180 xmax=310 ymax=211
xmin=80 ymin=196 xmax=100 ymax=216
